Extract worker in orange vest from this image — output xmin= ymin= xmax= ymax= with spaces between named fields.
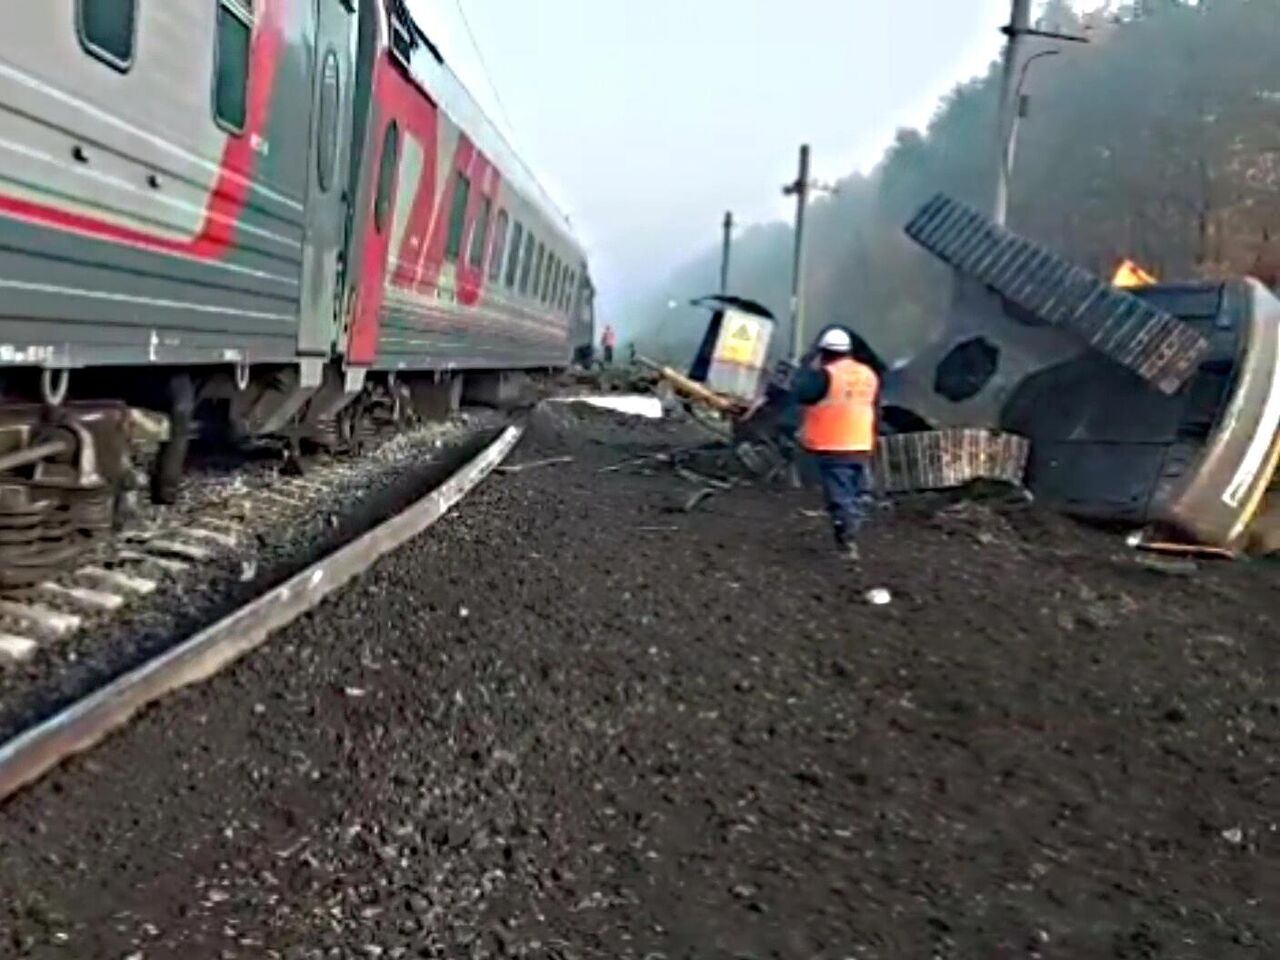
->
xmin=795 ymin=327 xmax=880 ymax=561
xmin=600 ymin=324 xmax=617 ymax=366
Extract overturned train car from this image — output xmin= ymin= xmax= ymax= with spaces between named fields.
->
xmin=886 ymin=196 xmax=1280 ymax=551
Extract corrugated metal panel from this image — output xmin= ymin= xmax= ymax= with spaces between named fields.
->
xmin=874 ymin=429 xmax=1030 ymax=494
xmin=904 ymin=194 xmax=1208 ymax=394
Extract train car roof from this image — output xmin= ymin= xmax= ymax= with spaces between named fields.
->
xmin=385 ymin=1 xmax=583 ymax=257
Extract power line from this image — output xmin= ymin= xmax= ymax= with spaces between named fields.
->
xmin=451 ymin=0 xmax=518 ymax=143
xmin=444 ymin=0 xmax=575 ymax=231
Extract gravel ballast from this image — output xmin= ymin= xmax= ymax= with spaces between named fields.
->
xmin=0 ymin=402 xmax=1277 ymax=959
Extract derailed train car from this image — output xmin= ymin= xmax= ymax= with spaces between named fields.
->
xmin=0 ymin=0 xmax=593 ymax=579
xmin=885 ymin=196 xmax=1280 ymax=552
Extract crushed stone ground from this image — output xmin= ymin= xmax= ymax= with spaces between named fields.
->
xmin=0 ymin=402 xmax=1277 ymax=959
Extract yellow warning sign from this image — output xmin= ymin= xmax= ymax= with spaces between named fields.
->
xmin=716 ymin=312 xmax=762 ymax=366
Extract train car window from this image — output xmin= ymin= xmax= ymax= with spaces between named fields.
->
xmin=505 ymin=222 xmax=524 ymax=288
xmin=564 ymin=272 xmax=576 ymax=313
xmin=552 ymin=261 xmax=563 ymax=306
xmin=518 ymin=233 xmax=535 ymax=295
xmin=545 ymin=258 xmax=558 ymax=305
xmin=488 ymin=210 xmax=509 ymax=282
xmin=316 ymin=49 xmax=341 ymax=192
xmin=445 ymin=172 xmax=471 ymax=262
xmin=78 ymin=0 xmax=138 ymax=71
xmin=533 ymin=244 xmax=546 ymax=302
xmin=469 ymin=197 xmax=492 ymax=269
xmin=374 ymin=121 xmax=399 ymax=233
xmin=214 ymin=0 xmax=254 ymax=133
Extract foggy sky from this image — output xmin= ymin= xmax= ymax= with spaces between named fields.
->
xmin=409 ymin=1 xmax=1103 ymax=327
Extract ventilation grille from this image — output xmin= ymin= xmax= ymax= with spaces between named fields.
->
xmin=874 ymin=429 xmax=1030 ymax=495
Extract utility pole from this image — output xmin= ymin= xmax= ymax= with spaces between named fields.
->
xmin=719 ymin=211 xmax=733 ymax=294
xmin=994 ymin=0 xmax=1031 ymax=227
xmin=783 ymin=144 xmax=838 ymax=359
xmin=993 ymin=0 xmax=1088 ymax=227
xmin=1007 ymin=49 xmax=1060 ymax=188
xmin=784 ymin=145 xmax=811 ymax=359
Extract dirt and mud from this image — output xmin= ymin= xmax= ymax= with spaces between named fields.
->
xmin=0 ymin=401 xmax=1277 ymax=959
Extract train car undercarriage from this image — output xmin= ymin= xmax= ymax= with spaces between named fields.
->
xmin=0 ymin=361 xmax=542 ymax=587
xmin=883 ymin=195 xmax=1280 ymax=553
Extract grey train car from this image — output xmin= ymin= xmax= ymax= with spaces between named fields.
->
xmin=0 ymin=0 xmax=592 ymax=579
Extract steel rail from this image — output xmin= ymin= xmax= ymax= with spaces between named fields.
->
xmin=0 ymin=423 xmax=524 ymax=803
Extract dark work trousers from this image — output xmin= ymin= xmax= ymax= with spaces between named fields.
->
xmin=602 ymin=345 xmax=614 ymax=365
xmin=815 ymin=453 xmax=870 ymax=547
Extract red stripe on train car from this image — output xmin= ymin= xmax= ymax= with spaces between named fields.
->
xmin=0 ymin=0 xmax=285 ymax=260
xmin=385 ymin=71 xmax=440 ymax=294
xmin=348 ymin=45 xmax=509 ymax=364
xmin=410 ymin=136 xmax=475 ymax=298
xmin=347 ymin=54 xmax=425 ymax=365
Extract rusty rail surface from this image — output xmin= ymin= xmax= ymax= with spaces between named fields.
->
xmin=0 ymin=424 xmax=524 ymax=804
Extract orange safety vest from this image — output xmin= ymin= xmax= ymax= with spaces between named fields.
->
xmin=800 ymin=357 xmax=879 ymax=453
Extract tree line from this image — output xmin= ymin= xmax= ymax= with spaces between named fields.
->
xmin=628 ymin=0 xmax=1280 ymax=367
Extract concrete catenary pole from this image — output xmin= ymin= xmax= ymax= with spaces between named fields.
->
xmin=785 ymin=144 xmax=811 ymax=359
xmin=720 ymin=211 xmax=734 ymax=294
xmin=994 ymin=0 xmax=1032 ymax=227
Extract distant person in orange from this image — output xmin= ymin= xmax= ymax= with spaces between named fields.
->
xmin=794 ymin=327 xmax=880 ymax=562
xmin=601 ymin=324 xmax=617 ymax=366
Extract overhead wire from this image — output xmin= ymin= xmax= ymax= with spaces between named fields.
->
xmin=440 ymin=0 xmax=575 ymax=234
xmin=451 ymin=0 xmax=519 ymax=146
xmin=449 ymin=0 xmax=575 ymax=229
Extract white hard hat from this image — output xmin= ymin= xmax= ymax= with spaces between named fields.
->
xmin=817 ymin=328 xmax=852 ymax=353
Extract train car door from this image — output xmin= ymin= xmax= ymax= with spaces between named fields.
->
xmin=297 ymin=0 xmax=358 ymax=356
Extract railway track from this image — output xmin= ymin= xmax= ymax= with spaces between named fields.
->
xmin=0 ymin=420 xmax=523 ymax=802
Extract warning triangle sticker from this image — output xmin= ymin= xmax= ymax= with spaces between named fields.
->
xmin=730 ymin=322 xmax=753 ymax=342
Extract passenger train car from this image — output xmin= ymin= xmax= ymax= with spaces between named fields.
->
xmin=0 ymin=0 xmax=593 ymax=535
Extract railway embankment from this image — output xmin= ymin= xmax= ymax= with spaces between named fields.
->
xmin=1 ymin=401 xmax=1277 ymax=958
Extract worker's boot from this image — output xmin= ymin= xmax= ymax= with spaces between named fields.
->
xmin=834 ymin=527 xmax=860 ymax=563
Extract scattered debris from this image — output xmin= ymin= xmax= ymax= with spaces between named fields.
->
xmin=682 ymin=489 xmax=717 ymax=513
xmin=1127 ymin=530 xmax=1238 ymax=560
xmin=599 ymin=452 xmax=674 ymax=474
xmin=496 ymin=456 xmax=575 ymax=475
xmin=564 ymin=395 xmax=664 ymax=420
xmin=1133 ymin=555 xmax=1199 ymax=577
xmin=865 ymin=588 xmax=892 ymax=606
xmin=672 ymin=466 xmax=733 ymax=491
